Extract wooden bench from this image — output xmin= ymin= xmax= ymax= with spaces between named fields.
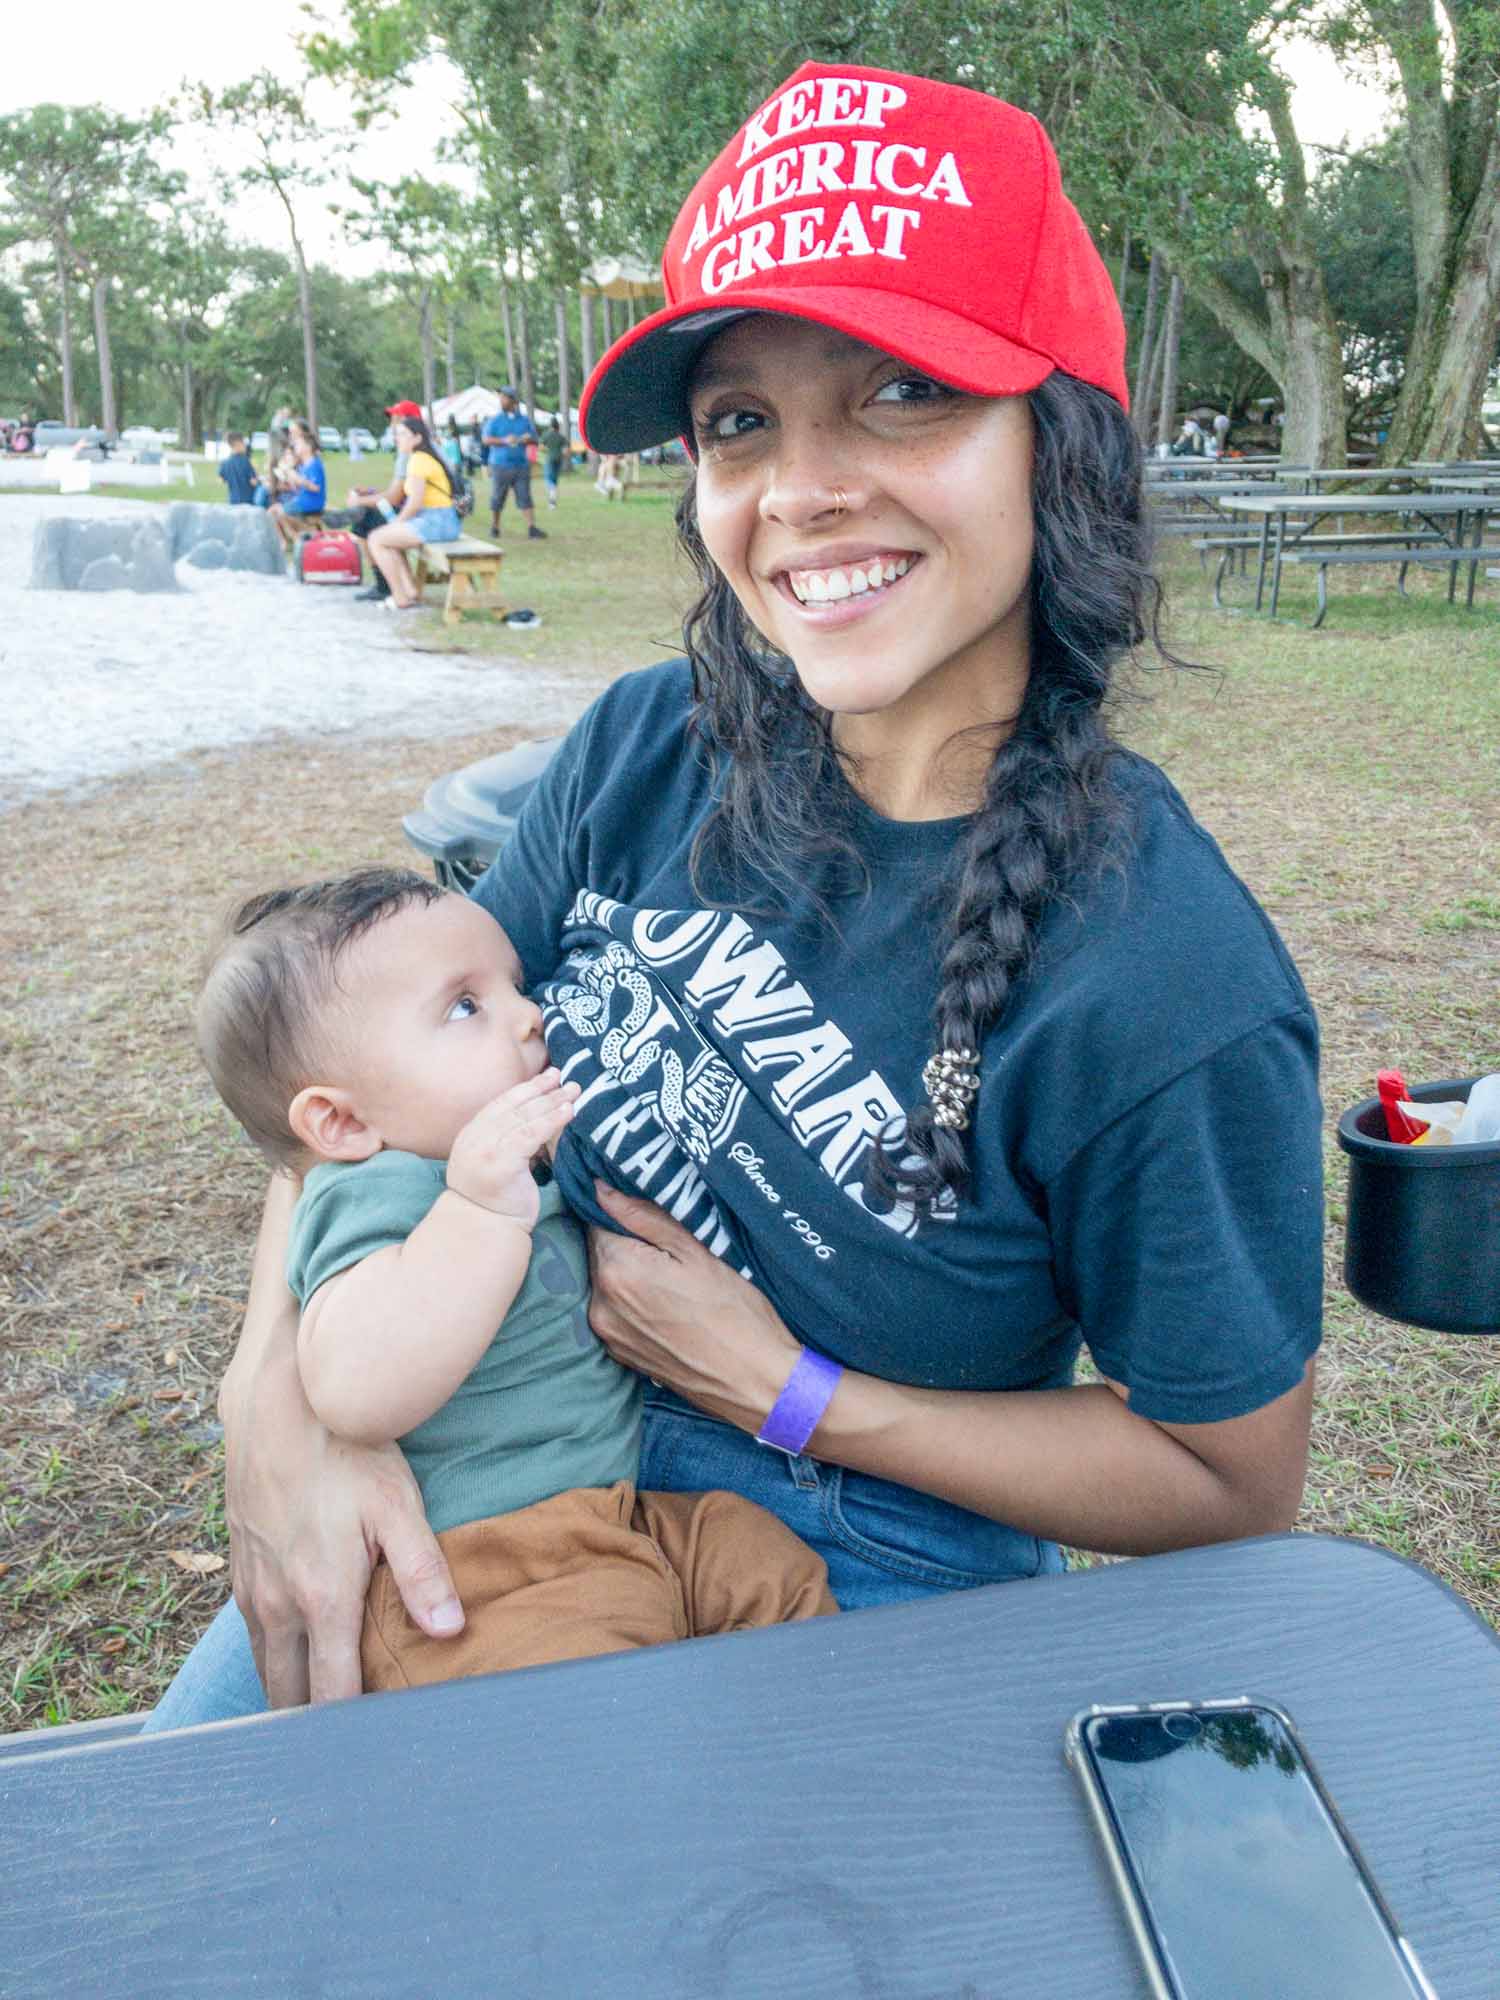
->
xmin=1276 ymin=541 xmax=1500 ymax=627
xmin=410 ymin=535 xmax=507 ymax=626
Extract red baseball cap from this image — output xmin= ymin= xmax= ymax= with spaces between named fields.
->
xmin=580 ymin=64 xmax=1126 ymax=452
xmin=385 ymin=399 xmax=424 ymax=419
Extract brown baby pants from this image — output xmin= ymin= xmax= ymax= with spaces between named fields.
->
xmin=361 ymin=1479 xmax=837 ymax=1692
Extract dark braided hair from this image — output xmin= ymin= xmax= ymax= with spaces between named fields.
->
xmin=676 ymin=369 xmax=1182 ymax=1218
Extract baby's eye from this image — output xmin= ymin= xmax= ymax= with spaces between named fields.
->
xmin=696 ymin=406 xmax=766 ymax=442
xmin=446 ymin=994 xmax=479 ymax=1022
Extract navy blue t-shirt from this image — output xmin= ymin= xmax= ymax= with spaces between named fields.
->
xmin=474 ymin=662 xmax=1322 ymax=1426
xmin=218 ymin=450 xmax=258 ymax=504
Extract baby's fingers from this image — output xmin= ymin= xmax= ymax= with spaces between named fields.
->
xmin=503 ymin=1067 xmax=579 ymax=1110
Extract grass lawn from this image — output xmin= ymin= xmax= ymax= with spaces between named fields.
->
xmin=1 ymin=502 xmax=1497 ymax=1732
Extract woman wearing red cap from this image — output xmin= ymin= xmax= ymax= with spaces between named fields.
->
xmin=150 ymin=67 xmax=1320 ymax=1723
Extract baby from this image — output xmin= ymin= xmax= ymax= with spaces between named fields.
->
xmin=195 ymin=867 xmax=835 ymax=1694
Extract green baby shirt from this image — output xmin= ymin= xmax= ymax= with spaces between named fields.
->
xmin=287 ymin=1153 xmax=642 ymax=1533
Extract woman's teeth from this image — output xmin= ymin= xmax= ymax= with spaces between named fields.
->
xmin=788 ymin=556 xmax=912 ymax=604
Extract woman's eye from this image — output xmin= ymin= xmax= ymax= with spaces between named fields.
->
xmin=696 ymin=406 xmax=765 ymax=442
xmin=446 ymin=994 xmax=479 ymax=1022
xmin=871 ymin=375 xmax=952 ymax=406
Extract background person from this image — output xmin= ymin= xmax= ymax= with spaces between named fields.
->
xmin=267 ymin=420 xmax=327 ymax=555
xmin=482 ymin=386 xmax=545 ymax=541
xmin=344 ymin=398 xmax=420 ymax=602
xmin=541 ymin=418 xmax=566 ymax=508
xmin=217 ymin=433 xmax=259 ymax=506
xmin=366 ymin=411 xmax=462 ymax=610
xmin=146 ymin=64 xmax=1321 ymax=1727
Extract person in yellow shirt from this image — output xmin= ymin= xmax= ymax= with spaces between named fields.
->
xmin=367 ymin=412 xmax=461 ymax=611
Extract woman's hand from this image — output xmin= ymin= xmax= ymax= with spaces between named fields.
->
xmin=586 ymin=1182 xmax=801 ymax=1432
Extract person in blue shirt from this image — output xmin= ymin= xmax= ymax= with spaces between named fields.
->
xmin=147 ymin=64 xmax=1321 ymax=1726
xmin=481 ymin=386 xmax=546 ymax=542
xmin=267 ymin=421 xmax=327 ymax=557
xmin=217 ymin=434 xmax=259 ymax=506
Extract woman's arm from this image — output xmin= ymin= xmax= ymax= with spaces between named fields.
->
xmin=586 ymin=1185 xmax=1314 ymax=1555
xmin=217 ymin=1175 xmax=464 ymax=1707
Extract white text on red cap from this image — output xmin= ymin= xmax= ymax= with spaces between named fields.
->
xmin=682 ymin=76 xmax=973 ymax=300
xmin=736 ymin=76 xmax=907 ymax=166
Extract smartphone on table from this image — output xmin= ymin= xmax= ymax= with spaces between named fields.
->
xmin=1064 ymin=1697 xmax=1438 ymax=1999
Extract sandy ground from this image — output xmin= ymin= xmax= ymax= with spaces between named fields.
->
xmin=2 ymin=495 xmax=579 ymax=811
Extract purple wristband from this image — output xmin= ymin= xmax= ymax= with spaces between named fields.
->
xmin=755 ymin=1346 xmax=844 ymax=1456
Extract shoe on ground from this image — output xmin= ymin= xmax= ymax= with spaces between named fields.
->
xmin=355 ymin=585 xmax=387 ymax=602
xmin=528 ymin=526 xmax=548 ymax=540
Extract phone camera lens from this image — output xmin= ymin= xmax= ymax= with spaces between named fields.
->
xmin=1161 ymin=1712 xmax=1203 ymax=1742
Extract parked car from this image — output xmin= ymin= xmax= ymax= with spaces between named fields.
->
xmin=317 ymin=425 xmax=344 ymax=452
xmin=120 ymin=425 xmax=166 ymax=451
xmin=379 ymin=425 xmax=395 ymax=452
xmin=250 ymin=431 xmax=270 ymax=452
xmin=346 ymin=426 xmax=378 ymax=453
xmin=161 ymin=428 xmax=180 ymax=446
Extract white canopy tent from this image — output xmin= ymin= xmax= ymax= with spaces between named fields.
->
xmin=430 ymin=384 xmax=503 ymax=428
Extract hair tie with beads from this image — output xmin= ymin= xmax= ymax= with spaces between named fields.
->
xmin=922 ymin=1046 xmax=980 ymax=1131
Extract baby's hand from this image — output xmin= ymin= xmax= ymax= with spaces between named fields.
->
xmin=445 ymin=1069 xmax=580 ymax=1229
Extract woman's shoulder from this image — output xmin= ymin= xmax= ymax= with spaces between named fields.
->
xmin=1029 ymin=748 xmax=1312 ymax=1044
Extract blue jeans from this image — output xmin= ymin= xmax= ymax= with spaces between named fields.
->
xmin=142 ymin=1391 xmax=1060 ymax=1732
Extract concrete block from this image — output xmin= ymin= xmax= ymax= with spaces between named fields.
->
xmin=167 ymin=502 xmax=281 ymax=574
xmin=29 ymin=514 xmax=180 ymax=593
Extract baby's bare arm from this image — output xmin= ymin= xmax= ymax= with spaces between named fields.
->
xmin=298 ymin=1071 xmax=578 ymax=1444
xmin=297 ymin=1197 xmax=534 ymax=1444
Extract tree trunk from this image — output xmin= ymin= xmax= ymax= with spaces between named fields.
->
xmin=444 ymin=306 xmax=457 ymax=396
xmin=91 ymin=276 xmax=117 ymax=436
xmin=1155 ymin=269 xmax=1184 ymax=450
xmin=1116 ymin=225 xmax=1132 ymax=310
xmin=54 ymin=238 xmax=77 ymax=426
xmin=1131 ymin=250 xmax=1162 ymax=442
xmin=555 ymin=291 xmax=572 ymax=444
xmin=1379 ymin=134 xmax=1500 ymax=464
xmin=579 ymin=288 xmax=596 ymax=455
xmin=181 ymin=355 xmax=195 ymax=451
xmin=419 ymin=282 xmax=436 ymax=412
xmin=293 ymin=246 xmax=318 ymax=429
xmin=601 ymin=294 xmax=614 ymax=346
xmin=579 ymin=288 xmax=596 ymax=391
xmin=1261 ymin=263 xmax=1347 ymax=466
xmin=516 ymin=288 xmax=535 ymax=414
xmin=499 ymin=275 xmax=517 ymax=386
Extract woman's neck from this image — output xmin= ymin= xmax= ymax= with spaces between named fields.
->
xmin=832 ymin=659 xmax=1029 ymax=823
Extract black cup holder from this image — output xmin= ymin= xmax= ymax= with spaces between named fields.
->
xmin=1336 ymin=1077 xmax=1500 ymax=1334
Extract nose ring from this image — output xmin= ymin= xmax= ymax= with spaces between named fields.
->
xmin=830 ymin=486 xmax=848 ymax=519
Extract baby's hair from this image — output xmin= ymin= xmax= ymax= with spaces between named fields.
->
xmin=196 ymin=866 xmax=445 ymax=1169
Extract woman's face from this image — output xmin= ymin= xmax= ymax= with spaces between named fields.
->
xmin=292 ymin=429 xmax=314 ymax=460
xmin=689 ymin=316 xmax=1034 ymax=736
xmin=394 ymin=421 xmax=418 ymax=455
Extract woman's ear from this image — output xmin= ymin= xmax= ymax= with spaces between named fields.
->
xmin=288 ymin=1085 xmax=381 ymax=1164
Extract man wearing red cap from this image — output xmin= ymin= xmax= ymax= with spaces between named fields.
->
xmin=343 ymin=399 xmax=425 ymax=602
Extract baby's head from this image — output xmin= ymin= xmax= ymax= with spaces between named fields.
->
xmin=196 ymin=867 xmax=545 ymax=1171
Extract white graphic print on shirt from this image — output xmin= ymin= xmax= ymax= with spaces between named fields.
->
xmin=541 ymin=892 xmax=955 ymax=1275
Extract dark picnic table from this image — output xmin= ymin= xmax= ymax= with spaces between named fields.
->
xmin=1212 ymin=490 xmax=1500 ymax=622
xmin=1 ymin=1532 xmax=1496 ymax=1999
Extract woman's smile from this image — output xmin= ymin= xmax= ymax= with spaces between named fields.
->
xmin=771 ymin=547 xmax=921 ymax=615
